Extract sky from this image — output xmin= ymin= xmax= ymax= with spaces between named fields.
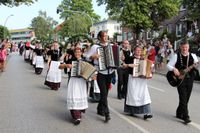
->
xmin=0 ymin=0 xmax=108 ymax=30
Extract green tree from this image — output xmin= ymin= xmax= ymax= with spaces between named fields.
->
xmin=0 ymin=0 xmax=37 ymax=6
xmin=57 ymin=0 xmax=100 ymax=37
xmin=183 ymin=0 xmax=200 ymax=20
xmin=31 ymin=11 xmax=58 ymax=44
xmin=0 ymin=25 xmax=10 ymax=40
xmin=97 ymin=0 xmax=181 ymax=39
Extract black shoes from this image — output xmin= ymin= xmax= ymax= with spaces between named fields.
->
xmin=176 ymin=114 xmax=191 ymax=124
xmin=105 ymin=115 xmax=111 ymax=122
xmin=73 ymin=119 xmax=81 ymax=125
xmin=97 ymin=111 xmax=105 ymax=116
xmin=143 ymin=114 xmax=153 ymax=120
xmin=183 ymin=118 xmax=191 ymax=124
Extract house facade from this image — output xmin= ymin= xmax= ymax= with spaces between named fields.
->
xmin=90 ymin=19 xmax=122 ymax=40
xmin=9 ymin=28 xmax=36 ymax=43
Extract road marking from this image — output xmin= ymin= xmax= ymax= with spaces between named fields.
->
xmin=109 ymin=107 xmax=150 ymax=133
xmin=148 ymin=85 xmax=165 ymax=93
xmin=190 ymin=122 xmax=200 ymax=131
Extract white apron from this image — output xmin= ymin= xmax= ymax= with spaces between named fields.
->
xmin=46 ymin=61 xmax=61 ymax=83
xmin=126 ymin=75 xmax=151 ymax=106
xmin=24 ymin=50 xmax=30 ymax=59
xmin=32 ymin=54 xmax=36 ymax=65
xmin=67 ymin=77 xmax=88 ymax=110
xmin=36 ymin=56 xmax=44 ymax=68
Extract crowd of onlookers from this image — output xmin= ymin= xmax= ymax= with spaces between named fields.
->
xmin=130 ymin=35 xmax=174 ymax=71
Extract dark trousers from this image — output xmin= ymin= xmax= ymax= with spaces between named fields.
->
xmin=117 ymin=67 xmax=129 ymax=98
xmin=97 ymin=73 xmax=113 ymax=116
xmin=176 ymin=78 xmax=194 ymax=119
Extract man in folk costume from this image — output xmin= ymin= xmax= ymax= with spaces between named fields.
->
xmin=59 ymin=47 xmax=88 ymax=125
xmin=117 ymin=40 xmax=132 ymax=99
xmin=123 ymin=46 xmax=153 ymax=120
xmin=86 ymin=31 xmax=114 ymax=122
xmin=34 ymin=43 xmax=44 ymax=74
xmin=44 ymin=41 xmax=62 ymax=91
xmin=167 ymin=41 xmax=199 ymax=124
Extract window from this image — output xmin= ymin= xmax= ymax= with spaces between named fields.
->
xmin=146 ymin=31 xmax=151 ymax=40
xmin=176 ymin=23 xmax=182 ymax=37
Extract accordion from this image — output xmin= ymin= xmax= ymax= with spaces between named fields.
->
xmin=71 ymin=60 xmax=97 ymax=81
xmin=97 ymin=44 xmax=121 ymax=71
xmin=132 ymin=59 xmax=153 ymax=78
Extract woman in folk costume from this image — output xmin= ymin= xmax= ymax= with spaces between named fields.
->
xmin=123 ymin=46 xmax=153 ymax=120
xmin=59 ymin=47 xmax=88 ymax=125
xmin=34 ymin=43 xmax=44 ymax=74
xmin=24 ymin=41 xmax=31 ymax=62
xmin=44 ymin=41 xmax=62 ymax=91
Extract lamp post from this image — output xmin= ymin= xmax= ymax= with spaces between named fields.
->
xmin=57 ymin=7 xmax=93 ymax=33
xmin=4 ymin=14 xmax=14 ymax=38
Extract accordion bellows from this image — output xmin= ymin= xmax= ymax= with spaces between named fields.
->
xmin=71 ymin=60 xmax=97 ymax=81
xmin=132 ymin=59 xmax=153 ymax=78
xmin=97 ymin=44 xmax=121 ymax=71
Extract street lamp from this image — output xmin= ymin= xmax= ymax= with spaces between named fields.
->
xmin=4 ymin=14 xmax=14 ymax=38
xmin=57 ymin=7 xmax=93 ymax=29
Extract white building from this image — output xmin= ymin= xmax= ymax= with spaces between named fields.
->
xmin=9 ymin=28 xmax=36 ymax=43
xmin=90 ymin=19 xmax=122 ymax=40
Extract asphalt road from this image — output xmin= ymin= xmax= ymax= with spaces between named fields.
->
xmin=0 ymin=52 xmax=200 ymax=133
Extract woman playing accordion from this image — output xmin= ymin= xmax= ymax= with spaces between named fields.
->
xmin=123 ymin=46 xmax=153 ymax=120
xmin=59 ymin=47 xmax=93 ymax=125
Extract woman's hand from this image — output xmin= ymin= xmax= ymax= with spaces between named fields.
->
xmin=91 ymin=54 xmax=99 ymax=60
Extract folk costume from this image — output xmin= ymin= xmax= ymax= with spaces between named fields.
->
xmin=117 ymin=48 xmax=132 ymax=99
xmin=44 ymin=49 xmax=62 ymax=90
xmin=86 ymin=43 xmax=114 ymax=122
xmin=34 ymin=48 xmax=44 ymax=74
xmin=167 ymin=51 xmax=198 ymax=123
xmin=124 ymin=56 xmax=152 ymax=119
xmin=66 ymin=58 xmax=88 ymax=125
xmin=24 ymin=42 xmax=30 ymax=62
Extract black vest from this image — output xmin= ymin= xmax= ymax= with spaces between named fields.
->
xmin=175 ymin=52 xmax=196 ymax=78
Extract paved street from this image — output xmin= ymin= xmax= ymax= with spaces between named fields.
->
xmin=0 ymin=52 xmax=200 ymax=133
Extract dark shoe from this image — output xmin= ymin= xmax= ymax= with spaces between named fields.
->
xmin=97 ymin=111 xmax=105 ymax=116
xmin=105 ymin=115 xmax=111 ymax=122
xmin=73 ymin=119 xmax=81 ymax=125
xmin=117 ymin=95 xmax=122 ymax=100
xmin=183 ymin=117 xmax=191 ymax=124
xmin=143 ymin=114 xmax=153 ymax=120
xmin=176 ymin=114 xmax=183 ymax=120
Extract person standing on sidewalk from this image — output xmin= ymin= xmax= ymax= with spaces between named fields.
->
xmin=167 ymin=41 xmax=199 ymax=124
xmin=0 ymin=44 xmax=7 ymax=72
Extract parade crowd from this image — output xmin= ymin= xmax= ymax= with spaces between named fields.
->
xmin=1 ymin=30 xmax=199 ymax=126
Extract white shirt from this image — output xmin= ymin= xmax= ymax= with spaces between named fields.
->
xmin=167 ymin=53 xmax=199 ymax=71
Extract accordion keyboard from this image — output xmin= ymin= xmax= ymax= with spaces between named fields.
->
xmin=71 ymin=61 xmax=80 ymax=77
xmin=97 ymin=48 xmax=106 ymax=70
